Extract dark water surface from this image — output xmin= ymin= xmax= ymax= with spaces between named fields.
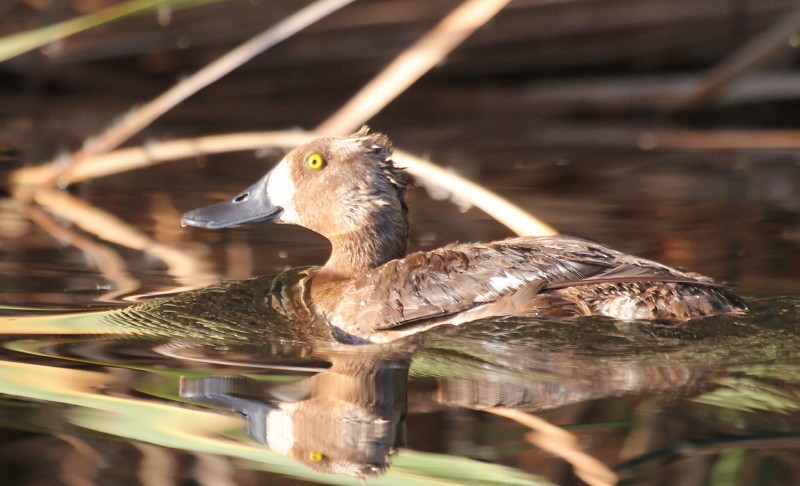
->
xmin=2 ymin=149 xmax=800 ymax=486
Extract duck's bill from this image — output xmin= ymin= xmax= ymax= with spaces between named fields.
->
xmin=181 ymin=174 xmax=283 ymax=229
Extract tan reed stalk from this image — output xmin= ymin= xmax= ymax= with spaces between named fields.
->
xmin=315 ymin=0 xmax=513 ymax=137
xmin=32 ymin=189 xmax=219 ymax=290
xmin=487 ymin=407 xmax=619 ymax=486
xmin=51 ymin=0 xmax=356 ymax=187
xmin=12 ymin=0 xmax=557 ymax=245
xmin=671 ymin=5 xmax=800 ymax=110
xmin=23 ymin=205 xmax=142 ymax=301
xmin=13 ymin=130 xmax=558 ymax=236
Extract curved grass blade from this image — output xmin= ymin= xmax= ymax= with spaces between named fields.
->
xmin=0 ymin=0 xmax=222 ymax=64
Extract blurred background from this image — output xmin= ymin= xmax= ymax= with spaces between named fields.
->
xmin=3 ymin=3 xmax=800 ymax=486
xmin=2 ymin=0 xmax=800 ymax=303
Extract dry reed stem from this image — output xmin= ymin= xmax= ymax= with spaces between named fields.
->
xmin=13 ymin=130 xmax=558 ymax=236
xmin=12 ymin=132 xmax=313 ymax=188
xmin=23 ymin=205 xmax=141 ymax=301
xmin=53 ymin=0 xmax=355 ymax=186
xmin=315 ymin=0 xmax=512 ymax=136
xmin=638 ymin=129 xmax=800 ymax=150
xmin=32 ymin=189 xmax=219 ymax=290
xmin=672 ymin=5 xmax=800 ymax=110
xmin=12 ymin=0 xmax=556 ymax=253
xmin=17 ymin=127 xmax=800 ymax=192
xmin=393 ymin=149 xmax=557 ymax=236
xmin=486 ymin=407 xmax=618 ymax=486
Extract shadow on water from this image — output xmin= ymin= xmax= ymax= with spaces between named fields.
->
xmin=0 ymin=269 xmax=799 ymax=484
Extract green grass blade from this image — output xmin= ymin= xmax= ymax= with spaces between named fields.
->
xmin=0 ymin=0 xmax=222 ymax=64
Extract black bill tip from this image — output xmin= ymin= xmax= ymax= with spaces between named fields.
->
xmin=181 ymin=173 xmax=282 ymax=230
xmin=181 ymin=203 xmax=283 ymax=229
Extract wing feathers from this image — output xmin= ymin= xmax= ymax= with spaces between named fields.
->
xmin=331 ymin=236 xmax=732 ymax=332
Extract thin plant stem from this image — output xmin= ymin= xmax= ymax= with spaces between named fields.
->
xmin=637 ymin=128 xmax=800 ymax=150
xmin=54 ymin=0 xmax=356 ymax=186
xmin=315 ymin=0 xmax=512 ymax=136
xmin=12 ymin=0 xmax=557 ymax=246
xmin=23 ymin=205 xmax=141 ymax=302
xmin=32 ymin=189 xmax=219 ymax=290
xmin=0 ymin=0 xmax=219 ymax=64
xmin=487 ymin=407 xmax=618 ymax=486
xmin=670 ymin=4 xmax=800 ymax=110
xmin=13 ymin=130 xmax=558 ymax=236
xmin=393 ymin=149 xmax=557 ymax=236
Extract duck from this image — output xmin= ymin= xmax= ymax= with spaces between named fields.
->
xmin=181 ymin=127 xmax=747 ymax=343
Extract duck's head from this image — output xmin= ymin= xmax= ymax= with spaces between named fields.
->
xmin=182 ymin=127 xmax=409 ymax=278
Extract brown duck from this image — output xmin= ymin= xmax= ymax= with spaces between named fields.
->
xmin=182 ymin=128 xmax=746 ymax=343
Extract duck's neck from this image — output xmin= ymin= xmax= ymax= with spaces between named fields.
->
xmin=317 ymin=218 xmax=408 ymax=281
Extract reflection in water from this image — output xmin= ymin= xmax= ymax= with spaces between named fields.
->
xmin=1 ymin=288 xmax=800 ymax=484
xmin=110 ymin=291 xmax=796 ymax=482
xmin=182 ymin=349 xmax=409 ymax=477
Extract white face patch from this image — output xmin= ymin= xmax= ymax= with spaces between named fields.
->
xmin=266 ymin=159 xmax=299 ymax=224
xmin=265 ymin=406 xmax=295 ymax=455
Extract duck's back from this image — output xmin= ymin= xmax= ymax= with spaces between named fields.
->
xmin=310 ymin=236 xmax=746 ymax=342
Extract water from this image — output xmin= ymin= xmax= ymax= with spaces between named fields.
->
xmin=1 ymin=149 xmax=800 ymax=485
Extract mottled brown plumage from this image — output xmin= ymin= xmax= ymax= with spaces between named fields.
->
xmin=309 ymin=235 xmax=746 ymax=343
xmin=182 ymin=128 xmax=747 ymax=343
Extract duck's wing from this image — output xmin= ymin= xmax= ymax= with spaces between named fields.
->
xmin=353 ymin=235 xmax=707 ymax=332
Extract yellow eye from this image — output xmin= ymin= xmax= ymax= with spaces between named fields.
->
xmin=307 ymin=451 xmax=324 ymax=462
xmin=306 ymin=153 xmax=325 ymax=170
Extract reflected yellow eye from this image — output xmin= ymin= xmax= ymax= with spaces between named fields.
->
xmin=306 ymin=153 xmax=325 ymax=170
xmin=307 ymin=451 xmax=324 ymax=462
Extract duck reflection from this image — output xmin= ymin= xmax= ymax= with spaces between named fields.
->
xmin=180 ymin=348 xmax=410 ymax=477
xmin=174 ymin=314 xmax=742 ymax=479
xmin=414 ymin=316 xmax=736 ymax=411
xmin=5 ymin=299 xmax=800 ymax=484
